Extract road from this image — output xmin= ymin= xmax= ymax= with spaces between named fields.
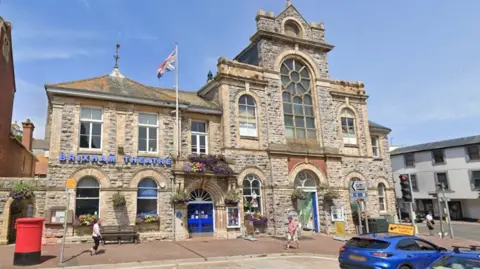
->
xmin=416 ymin=221 xmax=480 ymax=242
xmin=117 ymin=256 xmax=340 ymax=269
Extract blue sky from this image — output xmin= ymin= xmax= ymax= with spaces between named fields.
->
xmin=2 ymin=0 xmax=480 ymax=146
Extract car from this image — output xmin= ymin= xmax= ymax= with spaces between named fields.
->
xmin=338 ymin=233 xmax=449 ymax=269
xmin=426 ymin=245 xmax=480 ymax=269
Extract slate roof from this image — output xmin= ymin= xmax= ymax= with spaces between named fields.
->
xmin=368 ymin=121 xmax=391 ymax=133
xmin=390 ymin=135 xmax=480 ymax=156
xmin=45 ymin=74 xmax=219 ymax=110
xmin=32 ymin=139 xmax=49 ymax=150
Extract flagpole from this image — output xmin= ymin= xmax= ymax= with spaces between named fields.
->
xmin=175 ymin=43 xmax=180 ymax=158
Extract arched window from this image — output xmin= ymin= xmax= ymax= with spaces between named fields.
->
xmin=76 ymin=177 xmax=100 ymax=217
xmin=137 ymin=178 xmax=158 ymax=214
xmin=284 ymin=20 xmax=301 ymax=38
xmin=378 ymin=183 xmax=386 ymax=212
xmin=243 ymin=174 xmax=262 ymax=213
xmin=281 ymin=59 xmax=316 ymax=140
xmin=294 ymin=170 xmax=317 ymax=188
xmin=238 ymin=95 xmax=257 ymax=137
xmin=341 ymin=108 xmax=357 ymax=144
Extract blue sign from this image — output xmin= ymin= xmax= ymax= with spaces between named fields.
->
xmin=58 ymin=153 xmax=172 ymax=167
xmin=350 ymin=192 xmax=367 ymax=199
xmin=176 ymin=211 xmax=183 ymax=219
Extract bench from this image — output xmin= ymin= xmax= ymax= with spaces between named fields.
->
xmin=100 ymin=225 xmax=138 ymax=244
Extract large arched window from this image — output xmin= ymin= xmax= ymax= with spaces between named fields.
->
xmin=294 ymin=170 xmax=317 ymax=188
xmin=137 ymin=178 xmax=158 ymax=215
xmin=341 ymin=108 xmax=357 ymax=145
xmin=378 ymin=183 xmax=386 ymax=212
xmin=75 ymin=177 xmax=100 ymax=217
xmin=281 ymin=59 xmax=316 ymax=140
xmin=243 ymin=174 xmax=262 ymax=213
xmin=284 ymin=20 xmax=301 ymax=38
xmin=238 ymin=95 xmax=257 ymax=137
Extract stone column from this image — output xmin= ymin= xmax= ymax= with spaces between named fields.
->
xmin=215 ymin=205 xmax=227 ymax=238
xmin=174 ymin=203 xmax=188 ymax=240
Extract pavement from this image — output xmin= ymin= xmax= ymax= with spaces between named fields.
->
xmin=415 ymin=221 xmax=480 ymax=242
xmin=0 ymin=232 xmax=479 ymax=269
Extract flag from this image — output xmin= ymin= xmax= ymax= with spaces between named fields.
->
xmin=157 ymin=48 xmax=177 ymax=78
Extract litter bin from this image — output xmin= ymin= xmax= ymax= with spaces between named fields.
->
xmin=368 ymin=218 xmax=389 ymax=233
xmin=13 ymin=218 xmax=44 ymax=266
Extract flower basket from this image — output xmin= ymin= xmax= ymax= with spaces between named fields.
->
xmin=291 ymin=189 xmax=307 ymax=200
xmin=171 ymin=191 xmax=189 ymax=204
xmin=10 ymin=182 xmax=35 ymax=200
xmin=323 ymin=188 xmax=340 ymax=202
xmin=224 ymin=190 xmax=240 ymax=205
xmin=135 ymin=214 xmax=160 ymax=232
xmin=112 ymin=193 xmax=126 ymax=209
xmin=245 ymin=213 xmax=268 ymax=225
xmin=184 ymin=154 xmax=233 ymax=174
xmin=77 ymin=214 xmax=97 ymax=226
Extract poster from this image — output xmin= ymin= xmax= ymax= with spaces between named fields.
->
xmin=297 ymin=197 xmax=314 ymax=231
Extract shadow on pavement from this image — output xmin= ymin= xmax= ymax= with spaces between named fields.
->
xmin=62 ymin=250 xmax=90 ymax=263
xmin=40 ymin=255 xmax=56 ymax=264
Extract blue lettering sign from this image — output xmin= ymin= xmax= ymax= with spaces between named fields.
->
xmin=99 ymin=155 xmax=106 ymax=163
xmin=68 ymin=154 xmax=75 ymax=162
xmin=145 ymin=158 xmax=152 ymax=165
xmin=165 ymin=158 xmax=172 ymax=167
xmin=130 ymin=157 xmax=137 ymax=164
xmin=138 ymin=157 xmax=145 ymax=164
xmin=91 ymin=155 xmax=98 ymax=162
xmin=124 ymin=156 xmax=129 ymax=163
xmin=108 ymin=155 xmax=116 ymax=163
xmin=152 ymin=158 xmax=158 ymax=165
xmin=59 ymin=153 xmax=171 ymax=166
xmin=59 ymin=153 xmax=66 ymax=161
xmin=82 ymin=155 xmax=89 ymax=162
xmin=77 ymin=155 xmax=82 ymax=162
xmin=158 ymin=158 xmax=164 ymax=166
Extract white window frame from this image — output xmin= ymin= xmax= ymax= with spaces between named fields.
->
xmin=378 ymin=183 xmax=387 ymax=212
xmin=191 ymin=121 xmax=208 ymax=154
xmin=341 ymin=108 xmax=357 ymax=145
xmin=243 ymin=174 xmax=263 ymax=214
xmin=238 ymin=95 xmax=258 ymax=138
xmin=79 ymin=107 xmax=103 ymax=150
xmin=137 ymin=178 xmax=158 ymax=215
xmin=330 ymin=206 xmax=345 ymax=221
xmin=75 ymin=177 xmax=100 ymax=218
xmin=138 ymin=112 xmax=158 ymax=153
xmin=371 ymin=136 xmax=380 ymax=158
xmin=435 ymin=172 xmax=450 ymax=190
xmin=470 ymin=170 xmax=480 ymax=191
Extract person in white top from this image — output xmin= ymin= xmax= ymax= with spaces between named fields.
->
xmin=90 ymin=219 xmax=102 ymax=255
xmin=426 ymin=212 xmax=435 ymax=236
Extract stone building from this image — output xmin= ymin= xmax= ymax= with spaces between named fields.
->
xmin=0 ymin=3 xmax=395 ymax=244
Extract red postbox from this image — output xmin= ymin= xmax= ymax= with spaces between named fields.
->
xmin=13 ymin=218 xmax=44 ymax=266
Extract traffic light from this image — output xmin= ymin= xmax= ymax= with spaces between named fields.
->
xmin=399 ymin=174 xmax=413 ymax=203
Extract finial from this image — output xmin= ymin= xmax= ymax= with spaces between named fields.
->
xmin=207 ymin=71 xmax=213 ymax=81
xmin=113 ymin=43 xmax=120 ymax=69
xmin=286 ymin=0 xmax=292 ymax=8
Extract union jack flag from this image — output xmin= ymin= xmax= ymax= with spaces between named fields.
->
xmin=157 ymin=47 xmax=177 ymax=78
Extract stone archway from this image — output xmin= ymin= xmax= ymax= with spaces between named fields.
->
xmin=0 ymin=197 xmax=35 ymax=245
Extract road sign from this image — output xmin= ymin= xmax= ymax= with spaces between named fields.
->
xmin=350 ymin=181 xmax=367 ymax=192
xmin=350 ymin=192 xmax=367 ymax=199
xmin=388 ymin=223 xmax=415 ymax=236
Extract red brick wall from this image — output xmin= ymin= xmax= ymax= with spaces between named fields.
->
xmin=0 ymin=20 xmax=35 ymax=177
xmin=287 ymin=157 xmax=327 ymax=176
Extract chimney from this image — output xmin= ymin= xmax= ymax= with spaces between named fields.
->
xmin=22 ymin=119 xmax=35 ymax=151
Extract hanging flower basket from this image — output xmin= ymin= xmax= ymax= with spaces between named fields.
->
xmin=291 ymin=189 xmax=307 ymax=200
xmin=224 ymin=190 xmax=240 ymax=205
xmin=184 ymin=154 xmax=233 ymax=175
xmin=112 ymin=193 xmax=126 ymax=209
xmin=171 ymin=191 xmax=189 ymax=204
xmin=323 ymin=188 xmax=340 ymax=202
xmin=10 ymin=182 xmax=35 ymax=200
xmin=245 ymin=212 xmax=268 ymax=225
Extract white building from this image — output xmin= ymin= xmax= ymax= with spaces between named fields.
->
xmin=391 ymin=135 xmax=480 ymax=221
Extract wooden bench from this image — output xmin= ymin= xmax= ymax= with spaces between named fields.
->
xmin=100 ymin=225 xmax=138 ymax=244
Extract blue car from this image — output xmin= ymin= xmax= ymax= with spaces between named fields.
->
xmin=338 ymin=233 xmax=448 ymax=269
xmin=427 ymin=245 xmax=480 ymax=268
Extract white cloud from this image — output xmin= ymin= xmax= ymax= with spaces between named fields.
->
xmin=14 ymin=47 xmax=103 ymax=62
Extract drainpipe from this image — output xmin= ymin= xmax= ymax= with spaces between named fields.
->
xmin=172 ymin=177 xmax=176 ymax=242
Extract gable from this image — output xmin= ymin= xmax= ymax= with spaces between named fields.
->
xmin=275 ymin=4 xmax=313 ymax=39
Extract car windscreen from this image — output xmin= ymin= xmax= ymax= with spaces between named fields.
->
xmin=345 ymin=237 xmax=390 ymax=250
xmin=429 ymin=255 xmax=480 ymax=269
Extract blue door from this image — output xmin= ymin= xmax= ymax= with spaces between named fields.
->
xmin=187 ymin=203 xmax=214 ymax=235
xmin=311 ymin=192 xmax=319 ymax=232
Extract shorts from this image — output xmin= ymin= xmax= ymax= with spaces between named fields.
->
xmin=287 ymin=233 xmax=298 ymax=241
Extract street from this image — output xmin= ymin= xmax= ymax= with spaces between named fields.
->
xmin=416 ymin=222 xmax=480 ymax=242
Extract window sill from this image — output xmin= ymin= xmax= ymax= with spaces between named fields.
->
xmin=432 ymin=162 xmax=446 ymax=166
xmin=373 ymin=157 xmax=382 ymax=161
xmin=240 ymin=136 xmax=258 ymax=141
xmin=77 ymin=149 xmax=103 ymax=154
xmin=137 ymin=152 xmax=160 ymax=157
xmin=466 ymin=159 xmax=480 ymax=163
xmin=344 ymin=144 xmax=358 ymax=148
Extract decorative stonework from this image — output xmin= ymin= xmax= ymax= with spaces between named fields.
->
xmin=289 ymin=162 xmax=327 ymax=187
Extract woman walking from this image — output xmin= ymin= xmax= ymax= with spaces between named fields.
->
xmin=90 ymin=219 xmax=102 ymax=255
xmin=426 ymin=212 xmax=435 ymax=236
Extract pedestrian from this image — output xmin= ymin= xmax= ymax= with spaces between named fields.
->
xmin=285 ymin=215 xmax=299 ymax=250
xmin=426 ymin=212 xmax=435 ymax=236
xmin=90 ymin=218 xmax=102 ymax=255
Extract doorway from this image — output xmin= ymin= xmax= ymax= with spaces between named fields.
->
xmin=7 ymin=199 xmax=33 ymax=244
xmin=294 ymin=171 xmax=320 ymax=233
xmin=187 ymin=189 xmax=215 ymax=237
xmin=448 ymin=201 xmax=463 ymax=221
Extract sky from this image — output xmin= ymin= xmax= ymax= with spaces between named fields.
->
xmin=2 ymin=0 xmax=480 ymax=146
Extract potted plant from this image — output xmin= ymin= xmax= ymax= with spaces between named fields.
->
xmin=135 ymin=213 xmax=160 ymax=232
xmin=112 ymin=193 xmax=126 ymax=210
xmin=10 ymin=182 xmax=35 ymax=200
xmin=183 ymin=154 xmax=234 ymax=175
xmin=323 ymin=188 xmax=340 ymax=202
xmin=171 ymin=191 xmax=189 ymax=204
xmin=291 ymin=189 xmax=307 ymax=200
xmin=224 ymin=190 xmax=240 ymax=205
xmin=74 ymin=214 xmax=97 ymax=236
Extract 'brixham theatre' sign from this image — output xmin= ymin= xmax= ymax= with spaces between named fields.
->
xmin=58 ymin=153 xmax=173 ymax=167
